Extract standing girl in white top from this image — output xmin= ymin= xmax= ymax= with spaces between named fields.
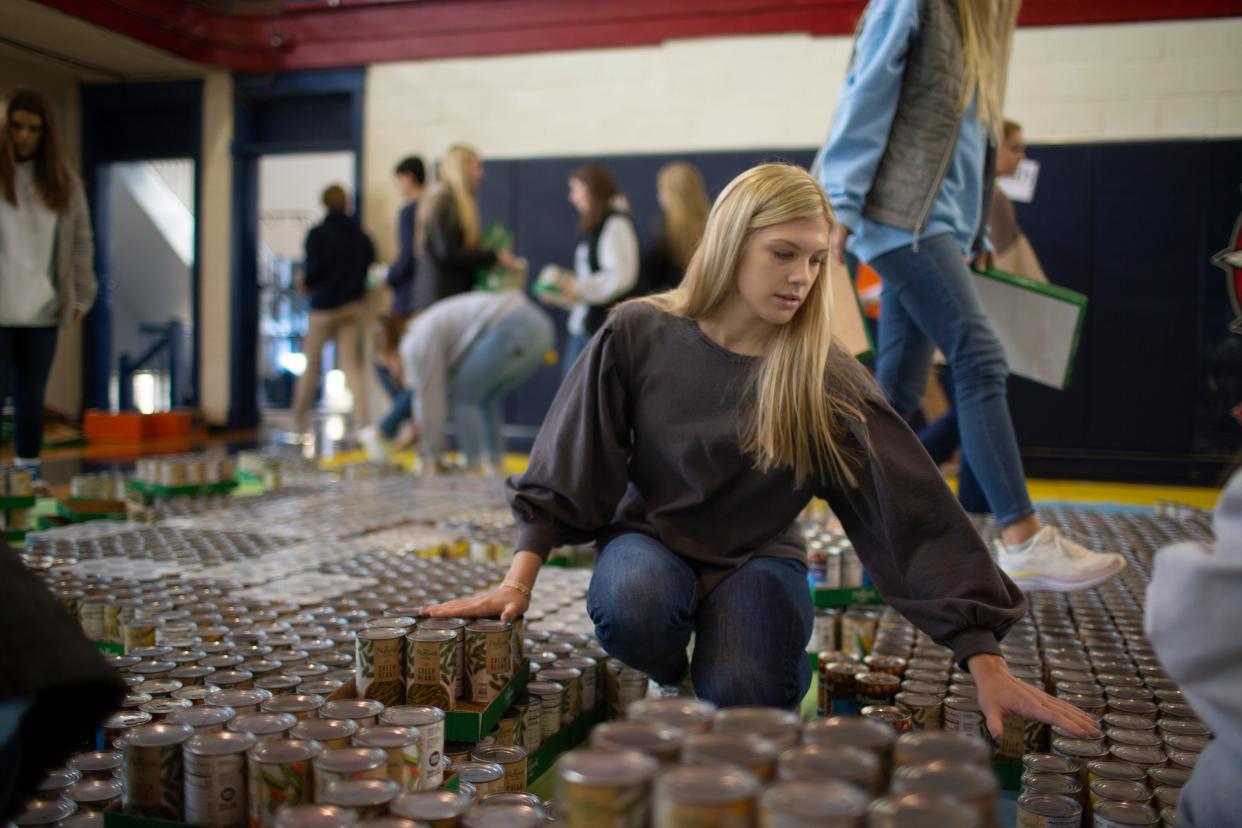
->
xmin=546 ymin=164 xmax=639 ymax=379
xmin=0 ymin=88 xmax=97 ymax=480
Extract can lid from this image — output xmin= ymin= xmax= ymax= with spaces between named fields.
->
xmin=185 ymin=730 xmax=259 ymax=756
xmin=359 ymin=627 xmax=406 ymax=641
xmin=291 ymin=718 xmax=359 ymax=740
xmin=119 ymin=722 xmax=195 ymax=748
xmin=67 ymin=751 xmax=122 ymax=774
xmin=1093 ymin=801 xmax=1160 ymax=825
xmin=557 ymin=748 xmax=658 ymax=787
xmin=67 ymin=778 xmax=124 ymax=804
xmin=263 ymin=694 xmax=326 ymax=714
xmin=251 ymin=738 xmax=326 ymax=764
xmin=229 ymin=712 xmax=298 ymax=736
xmin=272 ymin=804 xmax=359 ymax=828
xmin=525 ymin=682 xmax=563 ymax=696
xmin=1109 ymin=745 xmax=1169 ymax=765
xmin=314 ymin=747 xmax=388 ymax=772
xmin=456 ymin=760 xmax=505 ymax=783
xmin=1087 ymin=759 xmax=1147 ymax=782
xmin=37 ymin=769 xmax=81 ymax=792
xmin=470 ymin=744 xmax=528 ymax=765
xmin=758 ymin=780 xmax=866 ymax=819
xmin=322 ymin=700 xmax=386 ymax=720
xmin=465 ymin=620 xmax=513 ymax=633
xmin=14 ymin=797 xmax=77 ymax=826
xmin=320 ymin=778 xmax=402 ymax=808
xmin=1089 ymin=778 xmax=1152 ymax=802
xmin=461 ymin=803 xmax=543 ymax=828
xmin=379 ymin=705 xmax=445 ymax=727
xmin=167 ymin=704 xmax=236 ymax=728
xmin=626 ymin=697 xmax=717 ymax=728
xmin=390 ymin=791 xmax=471 ymax=821
xmin=865 ymin=792 xmax=982 ymax=827
xmin=803 ymin=715 xmax=896 ymax=750
xmin=409 ymin=629 xmax=456 ymax=643
xmin=206 ymin=688 xmax=273 ymax=708
xmin=355 ymin=726 xmax=421 ymax=749
xmin=1019 ymin=772 xmax=1081 ymax=795
xmin=892 ymin=759 xmax=998 ymax=799
xmin=656 ymin=765 xmax=760 ymax=804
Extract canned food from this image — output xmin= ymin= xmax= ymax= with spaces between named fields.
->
xmin=390 ymin=790 xmax=471 ymax=826
xmin=68 ymin=778 xmax=123 ymax=812
xmin=528 ymin=682 xmax=564 ymax=742
xmin=13 ymin=797 xmax=76 ymax=827
xmin=517 ymin=696 xmax=542 ymax=754
xmin=866 ymin=792 xmax=982 ymax=827
xmin=229 ymin=713 xmax=298 ymax=743
xmin=289 ymin=719 xmax=358 ymax=750
xmin=207 ymin=689 xmax=273 ymax=717
xmin=119 ymin=722 xmax=196 ymax=820
xmin=1016 ymin=792 xmax=1082 ymax=828
xmin=891 ymin=760 xmax=998 ymax=826
xmin=1093 ymin=801 xmax=1160 ymax=828
xmin=820 ymin=662 xmax=862 ymax=715
xmin=470 ymin=745 xmax=528 ymax=793
xmin=417 ymin=618 xmax=468 ymax=700
xmin=321 ymin=701 xmax=385 ymax=730
xmin=354 ymin=726 xmax=422 ymax=792
xmin=445 ymin=741 xmax=475 ymax=766
xmin=757 ymin=779 xmax=867 ymax=827
xmin=454 ymin=761 xmax=505 ymax=799
xmin=68 ymin=751 xmax=123 ymax=781
xmin=653 ymin=765 xmax=758 ymax=828
xmin=167 ymin=704 xmax=237 ymax=733
xmin=1090 ymin=778 xmax=1153 ymax=809
xmin=478 ymin=792 xmax=542 ymax=810
xmin=942 ymin=696 xmax=990 ymax=745
xmin=271 ymin=804 xmax=358 ymax=828
xmin=378 ymin=706 xmax=446 ymax=790
xmin=862 ymin=705 xmax=913 ymax=735
xmin=605 ymin=659 xmax=648 ymax=720
xmin=627 ymin=698 xmax=717 ymax=736
xmin=464 ymin=621 xmax=514 ymax=705
xmin=404 ymin=629 xmax=458 ymax=711
xmin=1087 ymin=760 xmax=1147 ymax=785
xmin=1109 ymin=745 xmax=1167 ymax=770
xmin=319 ymin=779 xmax=400 ymax=819
xmin=893 ymin=692 xmax=943 ymax=731
xmin=682 ymin=732 xmax=778 ymax=782
xmin=1020 ymin=772 xmax=1083 ymax=804
xmin=248 ymin=739 xmax=323 ymax=827
xmin=557 ymin=748 xmax=658 ymax=828
xmin=184 ymin=730 xmax=257 ymax=828
xmin=777 ymin=743 xmax=882 ymax=795
xmin=262 ymin=695 xmax=325 ymax=722
xmin=311 ymin=747 xmax=388 ymax=792
xmin=711 ymin=707 xmax=800 ymax=751
xmin=540 ymin=667 xmax=584 ymax=726
xmin=896 ymin=731 xmax=990 ymax=768
xmin=590 ymin=720 xmax=687 ymax=765
xmin=355 ymin=629 xmax=405 ymax=706
xmin=802 ymin=716 xmax=896 ymax=769
xmin=256 ymin=676 xmax=304 ymax=696
xmin=840 ymin=608 xmax=878 ymax=656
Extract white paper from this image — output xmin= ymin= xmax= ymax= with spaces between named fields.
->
xmin=996 ymin=158 xmax=1040 ymax=203
xmin=971 ymin=271 xmax=1083 ymax=389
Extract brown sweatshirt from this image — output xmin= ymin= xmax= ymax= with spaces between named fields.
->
xmin=506 ymin=301 xmax=1026 ymax=667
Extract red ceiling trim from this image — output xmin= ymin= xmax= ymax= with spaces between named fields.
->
xmin=36 ymin=0 xmax=1242 ymax=73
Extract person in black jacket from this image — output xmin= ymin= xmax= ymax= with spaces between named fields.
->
xmin=292 ymin=184 xmax=376 ymax=435
xmin=639 ymin=161 xmax=710 ymax=295
xmin=412 ymin=144 xmax=521 ymax=312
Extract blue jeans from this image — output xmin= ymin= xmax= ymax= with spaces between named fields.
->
xmin=587 ymin=533 xmax=814 ymax=709
xmin=917 ymin=365 xmax=989 ymax=514
xmin=870 ymin=233 xmax=1033 ymax=527
xmin=0 ymin=326 xmax=59 ymax=460
xmin=449 ymin=304 xmax=553 ymax=468
xmin=560 ymin=332 xmax=591 ymax=383
xmin=380 ymin=388 xmax=413 ymax=440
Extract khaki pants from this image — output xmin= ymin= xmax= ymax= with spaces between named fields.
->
xmin=292 ymin=300 xmax=369 ymax=432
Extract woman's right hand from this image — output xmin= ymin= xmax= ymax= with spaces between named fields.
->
xmin=422 ymin=586 xmax=530 ymax=624
xmin=497 ymin=249 xmax=523 ymax=271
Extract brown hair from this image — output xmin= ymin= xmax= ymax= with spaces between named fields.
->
xmin=657 ymin=162 xmax=711 ymax=271
xmin=571 ymin=164 xmax=620 ymax=236
xmin=1 ymin=88 xmax=73 ymax=212
xmin=322 ymin=184 xmax=347 ymax=212
xmin=1002 ymin=119 xmax=1022 ymax=141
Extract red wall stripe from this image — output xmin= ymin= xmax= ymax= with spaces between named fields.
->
xmin=36 ymin=0 xmax=1242 ymax=72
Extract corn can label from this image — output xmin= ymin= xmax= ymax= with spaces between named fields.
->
xmin=466 ymin=627 xmax=513 ymax=705
xmin=502 ymin=757 xmax=527 ymax=793
xmin=248 ymin=759 xmax=311 ymax=828
xmin=656 ymin=799 xmax=753 ymax=828
xmin=565 ymin=780 xmax=647 ymax=828
xmin=355 ymin=633 xmax=405 ymax=707
xmin=124 ymin=623 xmax=157 ymax=654
xmin=375 ymin=743 xmax=421 ymax=792
xmin=185 ymin=750 xmax=248 ymax=828
xmin=122 ymin=743 xmax=183 ymax=820
xmin=995 ymin=715 xmax=1027 ymax=761
xmin=404 ymin=636 xmax=457 ymax=711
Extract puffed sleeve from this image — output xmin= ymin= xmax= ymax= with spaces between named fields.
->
xmin=817 ymin=394 xmax=1027 ymax=669
xmin=506 ymin=314 xmax=634 ymax=559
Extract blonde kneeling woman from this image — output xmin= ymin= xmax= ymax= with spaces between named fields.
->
xmin=425 ymin=164 xmax=1101 ymax=736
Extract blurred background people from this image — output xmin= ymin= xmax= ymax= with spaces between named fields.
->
xmin=639 ymin=161 xmax=710 ymax=294
xmin=291 ymin=183 xmax=374 ymax=436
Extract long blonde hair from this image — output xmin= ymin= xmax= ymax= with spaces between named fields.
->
xmin=634 ymin=164 xmax=870 ymax=488
xmin=958 ymin=0 xmax=1020 ymax=140
xmin=417 ymin=144 xmax=481 ymax=252
xmin=657 ymin=162 xmax=710 ymax=271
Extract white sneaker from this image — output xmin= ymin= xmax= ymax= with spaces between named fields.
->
xmin=647 ymin=672 xmax=696 ymax=699
xmin=356 ymin=424 xmax=391 ymax=462
xmin=996 ymin=526 xmax=1126 ymax=592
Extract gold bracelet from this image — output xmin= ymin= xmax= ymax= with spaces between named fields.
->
xmin=501 ymin=579 xmax=532 ymax=596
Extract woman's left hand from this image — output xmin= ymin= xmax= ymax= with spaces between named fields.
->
xmin=73 ymin=308 xmax=86 ymax=323
xmin=969 ymin=653 xmax=1102 ymax=740
xmin=972 ymin=251 xmax=995 ymax=271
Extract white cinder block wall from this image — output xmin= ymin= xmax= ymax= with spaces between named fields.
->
xmin=363 ymin=17 xmax=1242 ymax=261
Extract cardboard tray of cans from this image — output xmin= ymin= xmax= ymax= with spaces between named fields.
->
xmin=59 ymin=499 xmax=130 ymax=523
xmin=443 ymin=660 xmax=530 ymax=743
xmin=0 ymin=494 xmax=36 ymax=509
xmin=126 ymin=480 xmax=239 ymax=500
xmin=524 ymin=706 xmax=606 ymax=785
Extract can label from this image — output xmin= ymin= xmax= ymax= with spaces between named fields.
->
xmin=356 ymin=634 xmax=405 ymax=707
xmin=185 ymin=751 xmax=248 ymax=828
xmin=81 ymin=601 xmax=108 ymax=641
xmin=656 ymin=799 xmax=753 ymax=828
xmin=522 ymin=701 xmax=542 ymax=753
xmin=248 ymin=760 xmax=312 ymax=828
xmin=564 ymin=780 xmax=647 ymax=828
xmin=415 ymin=719 xmax=445 ymax=789
xmin=578 ymin=668 xmax=597 ymax=713
xmin=1016 ymin=807 xmax=1080 ymax=828
xmin=123 ymin=744 xmax=183 ymax=820
xmin=124 ymin=623 xmax=157 ymax=654
xmin=995 ymin=715 xmax=1027 ymax=761
xmin=374 ymin=743 xmax=421 ymax=792
xmin=405 ymin=637 xmax=457 ymax=711
xmin=466 ymin=628 xmax=513 ymax=704
xmin=496 ymin=715 xmax=518 ymax=746
xmin=944 ymin=703 xmax=987 ymax=742
xmin=560 ymin=677 xmax=581 ymax=727
xmin=539 ymin=691 xmax=563 ymax=740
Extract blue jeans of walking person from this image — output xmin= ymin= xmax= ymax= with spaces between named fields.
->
xmin=449 ymin=303 xmax=554 ymax=469
xmin=587 ymin=532 xmax=814 ymax=709
xmin=869 ymin=233 xmax=1033 ymax=528
xmin=918 ymin=364 xmax=989 ymax=514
